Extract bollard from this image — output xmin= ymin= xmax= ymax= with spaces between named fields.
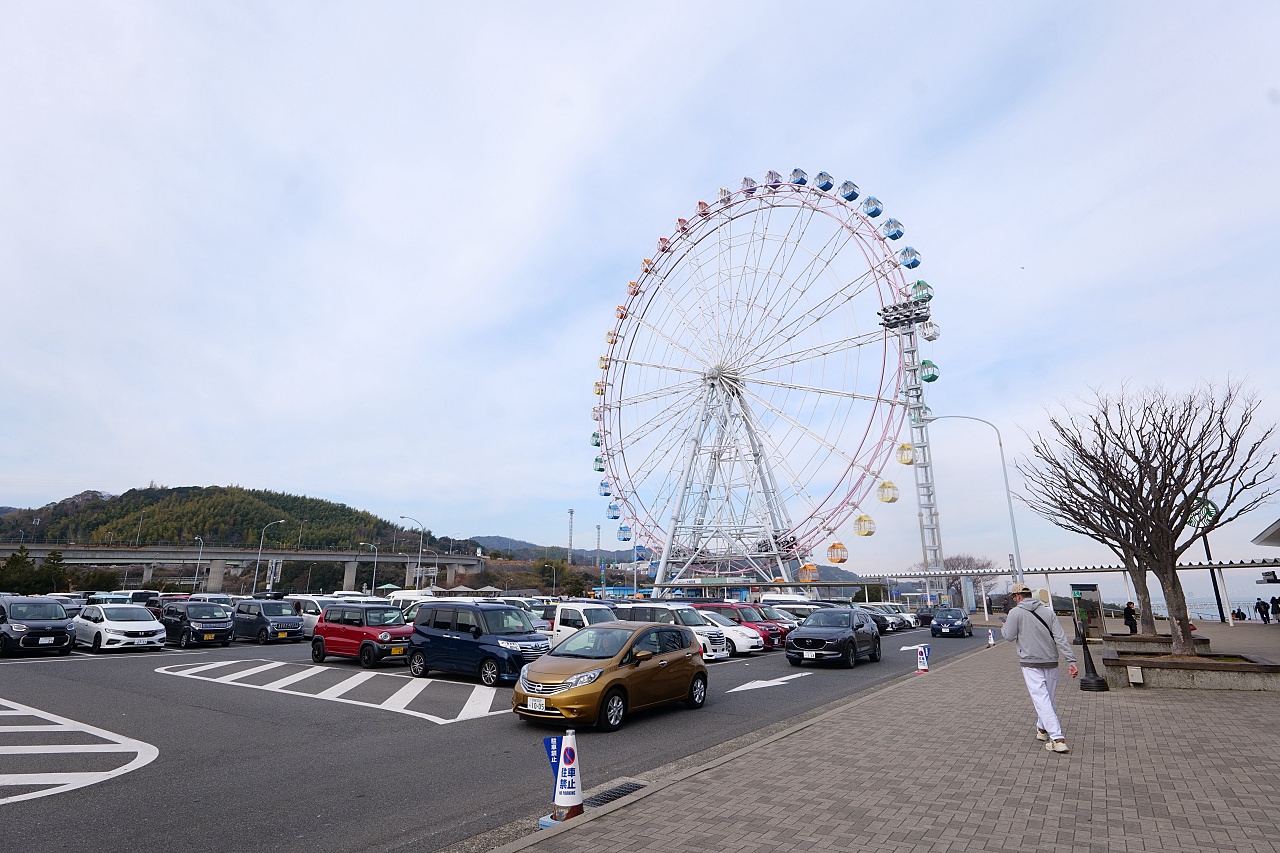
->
xmin=1075 ymin=619 xmax=1110 ymax=692
xmin=987 ymin=628 xmax=995 ymax=648
xmin=914 ymin=644 xmax=930 ymax=673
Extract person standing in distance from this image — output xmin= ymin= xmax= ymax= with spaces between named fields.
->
xmin=1001 ymin=584 xmax=1078 ymax=753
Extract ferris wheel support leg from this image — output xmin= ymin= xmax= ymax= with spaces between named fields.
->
xmin=739 ymin=396 xmax=796 ymax=582
xmin=654 ymin=384 xmax=715 ymax=595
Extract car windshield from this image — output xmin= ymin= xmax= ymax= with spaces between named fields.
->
xmin=550 ymin=626 xmax=632 ymax=659
xmin=482 ymin=608 xmax=535 ymax=635
xmin=187 ymin=604 xmax=230 ymax=619
xmin=261 ymin=602 xmax=296 ymax=617
xmin=699 ymin=611 xmax=735 ymax=628
xmin=365 ymin=608 xmax=406 ymax=627
xmin=10 ymin=602 xmax=67 ymax=620
xmin=673 ymin=608 xmax=706 ymax=627
xmin=736 ymin=605 xmax=765 ymax=622
xmin=757 ymin=606 xmax=790 ymax=621
xmin=935 ymin=609 xmax=965 ymax=620
xmin=804 ymin=610 xmax=853 ymax=629
xmin=102 ymin=606 xmax=155 ymax=622
xmin=584 ymin=608 xmax=616 ymax=626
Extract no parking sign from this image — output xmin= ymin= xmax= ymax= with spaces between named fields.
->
xmin=544 ymin=730 xmax=584 ymax=820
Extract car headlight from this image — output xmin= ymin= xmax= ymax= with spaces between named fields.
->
xmin=378 ymin=631 xmax=392 ymax=642
xmin=10 ymin=624 xmax=28 ymax=632
xmin=563 ymin=668 xmax=603 ymax=689
xmin=105 ymin=628 xmax=127 ymax=636
xmin=269 ymin=622 xmax=279 ymax=630
xmin=498 ymin=639 xmax=522 ymax=651
xmin=189 ymin=621 xmax=203 ymax=630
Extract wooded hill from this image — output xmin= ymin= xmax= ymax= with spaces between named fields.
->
xmin=0 ymin=486 xmax=480 ymax=554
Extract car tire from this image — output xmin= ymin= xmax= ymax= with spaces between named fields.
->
xmin=723 ymin=637 xmax=737 ymax=656
xmin=869 ymin=636 xmax=882 ymax=662
xmin=220 ymin=640 xmax=231 ymax=647
xmin=788 ymin=657 xmax=803 ymax=667
xmin=0 ymin=637 xmax=8 ymax=657
xmin=91 ymin=633 xmax=102 ymax=653
xmin=178 ymin=630 xmax=192 ymax=649
xmin=478 ymin=657 xmax=500 ymax=687
xmin=408 ymin=650 xmax=429 ymax=678
xmin=359 ymin=644 xmax=377 ymax=669
xmin=685 ymin=673 xmax=707 ymax=709
xmin=311 ymin=639 xmax=326 ymax=663
xmin=842 ymin=642 xmax=857 ymax=669
xmin=291 ymin=638 xmax=301 ymax=644
xmin=57 ymin=645 xmax=72 ymax=656
xmin=597 ymin=689 xmax=626 ymax=732
xmin=256 ymin=628 xmax=269 ymax=645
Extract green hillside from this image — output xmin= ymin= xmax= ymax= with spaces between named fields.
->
xmin=0 ymin=486 xmax=477 ymax=553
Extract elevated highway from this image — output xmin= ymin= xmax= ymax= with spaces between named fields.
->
xmin=0 ymin=542 xmax=486 ymax=592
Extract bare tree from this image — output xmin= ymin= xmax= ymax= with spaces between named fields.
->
xmin=1018 ymin=382 xmax=1277 ymax=655
xmin=910 ymin=554 xmax=1001 ymax=606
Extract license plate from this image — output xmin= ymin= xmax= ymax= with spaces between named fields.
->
xmin=389 ymin=646 xmax=404 ymax=655
xmin=39 ymin=636 xmax=54 ymax=645
xmin=803 ymin=651 xmax=816 ymax=659
xmin=134 ymin=639 xmax=148 ymax=645
xmin=527 ymin=697 xmax=546 ymax=712
xmin=277 ymin=631 xmax=288 ymax=638
xmin=941 ymin=628 xmax=952 ymax=633
xmin=203 ymin=634 xmax=215 ymax=640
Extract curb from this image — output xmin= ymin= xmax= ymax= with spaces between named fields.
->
xmin=488 ymin=640 xmax=998 ymax=853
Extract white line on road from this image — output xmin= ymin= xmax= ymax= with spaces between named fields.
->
xmin=154 ymin=660 xmax=510 ymax=725
xmin=725 ymin=672 xmax=812 ymax=693
xmin=212 ymin=661 xmax=288 ymax=683
xmin=0 ymin=697 xmax=158 ymax=805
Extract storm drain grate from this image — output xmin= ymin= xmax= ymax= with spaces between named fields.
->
xmin=584 ymin=781 xmax=647 ymax=808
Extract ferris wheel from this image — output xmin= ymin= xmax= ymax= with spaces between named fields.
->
xmin=593 ymin=168 xmax=940 ymax=588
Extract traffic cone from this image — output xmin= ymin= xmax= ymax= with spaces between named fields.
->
xmin=914 ymin=644 xmax=930 ymax=674
xmin=552 ymin=729 xmax=584 ymax=821
xmin=987 ymin=629 xmax=995 ymax=648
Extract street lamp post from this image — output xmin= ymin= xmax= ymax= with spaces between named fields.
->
xmin=193 ymin=536 xmax=204 ymax=593
xmin=360 ymin=542 xmax=379 ymax=594
xmin=253 ymin=519 xmax=286 ymax=595
xmin=400 ymin=516 xmax=425 ymax=590
xmin=924 ymin=415 xmax=1024 ymax=583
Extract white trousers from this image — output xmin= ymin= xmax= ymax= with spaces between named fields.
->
xmin=1020 ymin=665 xmax=1063 ymax=741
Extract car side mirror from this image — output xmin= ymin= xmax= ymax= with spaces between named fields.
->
xmin=634 ymin=649 xmax=654 ymax=664
xmin=471 ymin=626 xmax=482 ymax=638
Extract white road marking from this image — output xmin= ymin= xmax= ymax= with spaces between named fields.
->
xmin=725 ymin=672 xmax=812 ymax=693
xmin=154 ymin=660 xmax=509 ymax=725
xmin=0 ymin=697 xmax=158 ymax=805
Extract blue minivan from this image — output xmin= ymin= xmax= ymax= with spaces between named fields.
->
xmin=407 ymin=601 xmax=550 ymax=686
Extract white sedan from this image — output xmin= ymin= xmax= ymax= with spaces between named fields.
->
xmin=72 ymin=604 xmax=167 ymax=652
xmin=699 ymin=610 xmax=765 ymax=655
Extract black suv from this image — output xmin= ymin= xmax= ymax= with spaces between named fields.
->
xmin=160 ymin=600 xmax=234 ymax=648
xmin=784 ymin=607 xmax=882 ymax=668
xmin=0 ymin=596 xmax=76 ymax=656
xmin=231 ymin=599 xmax=304 ymax=644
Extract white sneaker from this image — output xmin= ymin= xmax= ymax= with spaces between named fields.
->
xmin=1035 ymin=728 xmax=1049 ymax=742
xmin=1045 ymin=739 xmax=1069 ymax=753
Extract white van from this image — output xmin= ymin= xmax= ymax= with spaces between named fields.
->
xmin=612 ymin=601 xmax=730 ymax=661
xmin=546 ymin=601 xmax=617 ymax=646
xmin=283 ymin=594 xmax=344 ymax=637
xmin=387 ymin=590 xmax=440 ymax=610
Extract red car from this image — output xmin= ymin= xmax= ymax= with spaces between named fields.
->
xmin=693 ymin=602 xmax=784 ymax=649
xmin=311 ymin=603 xmax=413 ymax=668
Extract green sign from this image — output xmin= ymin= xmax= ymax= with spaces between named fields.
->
xmin=1190 ymin=498 xmax=1219 ymax=529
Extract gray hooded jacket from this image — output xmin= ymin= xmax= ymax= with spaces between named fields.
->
xmin=1001 ymin=598 xmax=1076 ymax=668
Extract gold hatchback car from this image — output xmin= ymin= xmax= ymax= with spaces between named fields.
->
xmin=512 ymin=621 xmax=709 ymax=731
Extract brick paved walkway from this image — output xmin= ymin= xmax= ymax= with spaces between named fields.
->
xmin=497 ymin=639 xmax=1280 ymax=853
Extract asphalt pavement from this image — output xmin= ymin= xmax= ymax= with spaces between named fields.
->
xmin=0 ymin=625 xmax=982 ymax=852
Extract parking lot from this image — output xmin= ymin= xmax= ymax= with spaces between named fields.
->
xmin=0 ymin=626 xmax=984 ymax=852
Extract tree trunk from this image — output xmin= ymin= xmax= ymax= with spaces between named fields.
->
xmin=1154 ymin=566 xmax=1197 ymax=656
xmin=1129 ymin=566 xmax=1158 ymax=634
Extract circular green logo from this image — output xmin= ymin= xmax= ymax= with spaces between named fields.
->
xmin=1189 ymin=498 xmax=1219 ymax=528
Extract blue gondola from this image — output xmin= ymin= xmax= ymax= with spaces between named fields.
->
xmin=598 ymin=480 xmax=612 ymax=497
xmin=617 ymin=525 xmax=632 ymax=542
xmin=879 ymin=218 xmax=904 ymax=240
xmin=789 ymin=168 xmax=807 ymax=185
xmin=898 ymin=246 xmax=922 ymax=269
xmin=861 ymin=197 xmax=883 ymax=218
xmin=814 ymin=171 xmax=835 ymax=191
xmin=839 ymin=180 xmax=860 ymax=201
xmin=606 ymin=504 xmax=621 ymax=519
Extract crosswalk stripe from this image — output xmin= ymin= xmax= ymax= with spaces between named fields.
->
xmin=315 ymin=672 xmax=378 ymax=699
xmin=455 ymin=686 xmax=497 ymax=720
xmin=0 ymin=743 xmax=139 ymax=754
xmin=0 ymin=725 xmax=66 ymax=733
xmin=171 ymin=660 xmax=243 ymax=676
xmin=0 ymin=772 xmax=103 ymax=785
xmin=380 ymin=679 xmax=431 ymax=711
xmin=261 ymin=666 xmax=328 ymax=690
xmin=212 ymin=662 xmax=287 ymax=683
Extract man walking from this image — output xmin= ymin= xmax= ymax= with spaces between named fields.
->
xmin=1254 ymin=598 xmax=1271 ymax=625
xmin=1002 ymin=584 xmax=1078 ymax=753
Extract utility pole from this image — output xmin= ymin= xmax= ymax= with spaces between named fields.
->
xmin=567 ymin=509 xmax=574 ymax=567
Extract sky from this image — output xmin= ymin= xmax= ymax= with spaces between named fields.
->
xmin=2 ymin=2 xmax=1278 ymax=609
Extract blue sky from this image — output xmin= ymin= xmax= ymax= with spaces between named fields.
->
xmin=2 ymin=3 xmax=1278 ymax=608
